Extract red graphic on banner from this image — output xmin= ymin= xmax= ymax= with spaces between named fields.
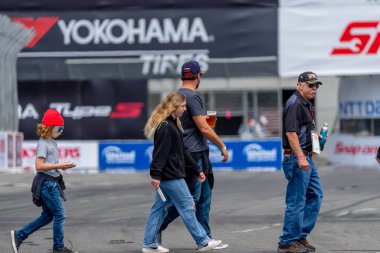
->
xmin=12 ymin=17 xmax=59 ymax=48
xmin=331 ymin=21 xmax=380 ymax=55
xmin=110 ymin=102 xmax=144 ymax=119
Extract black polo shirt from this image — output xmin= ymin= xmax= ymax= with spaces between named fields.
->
xmin=282 ymin=90 xmax=315 ymax=152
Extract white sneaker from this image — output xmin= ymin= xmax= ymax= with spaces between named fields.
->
xmin=198 ymin=239 xmax=222 ymax=252
xmin=142 ymin=245 xmax=170 ymax=253
xmin=213 ymin=243 xmax=229 ymax=250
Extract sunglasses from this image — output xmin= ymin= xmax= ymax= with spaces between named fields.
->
xmin=53 ymin=126 xmax=64 ymax=133
xmin=305 ymin=82 xmax=320 ymax=89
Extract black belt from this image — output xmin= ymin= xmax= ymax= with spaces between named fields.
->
xmin=284 ymin=149 xmax=313 ymax=157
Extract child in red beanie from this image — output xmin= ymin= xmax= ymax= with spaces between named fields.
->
xmin=11 ymin=109 xmax=79 ymax=253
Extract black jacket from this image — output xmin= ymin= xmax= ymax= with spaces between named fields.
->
xmin=31 ymin=172 xmax=66 ymax=207
xmin=150 ymin=116 xmax=200 ymax=181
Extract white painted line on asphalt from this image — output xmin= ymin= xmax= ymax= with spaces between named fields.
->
xmin=336 ymin=210 xmax=350 ymax=217
xmin=352 ymin=208 xmax=378 ymax=214
xmin=233 ymin=223 xmax=281 ymax=233
xmin=234 ymin=226 xmax=270 ymax=233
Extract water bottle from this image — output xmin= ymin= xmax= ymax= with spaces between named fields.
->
xmin=319 ymin=123 xmax=328 ymax=151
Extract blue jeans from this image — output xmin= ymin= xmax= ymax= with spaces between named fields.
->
xmin=279 ymin=156 xmax=323 ymax=245
xmin=159 ymin=157 xmax=213 ymax=238
xmin=143 ymin=178 xmax=211 ymax=248
xmin=17 ymin=179 xmax=66 ymax=251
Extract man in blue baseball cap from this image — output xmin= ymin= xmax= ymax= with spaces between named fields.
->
xmin=181 ymin=60 xmax=204 ymax=89
xmin=158 ymin=60 xmax=229 ymax=250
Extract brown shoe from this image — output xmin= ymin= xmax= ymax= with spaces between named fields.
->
xmin=298 ymin=238 xmax=316 ymax=252
xmin=277 ymin=241 xmax=309 ymax=253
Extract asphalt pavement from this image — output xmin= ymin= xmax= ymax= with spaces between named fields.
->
xmin=1 ymin=164 xmax=380 ymax=253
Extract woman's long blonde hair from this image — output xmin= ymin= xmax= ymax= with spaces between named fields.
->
xmin=144 ymin=91 xmax=186 ymax=138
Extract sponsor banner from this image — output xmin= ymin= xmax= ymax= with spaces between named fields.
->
xmin=0 ymin=132 xmax=6 ymax=170
xmin=279 ymin=6 xmax=380 ymax=77
xmin=18 ymin=79 xmax=147 ymax=140
xmin=0 ymin=132 xmax=24 ymax=172
xmin=1 ymin=0 xmax=278 ymax=11
xmin=280 ymin=0 xmax=380 ymax=7
xmin=9 ymin=9 xmax=277 ymax=77
xmin=327 ymin=134 xmax=380 ymax=167
xmin=99 ymin=139 xmax=282 ymax=172
xmin=23 ymin=140 xmax=98 ymax=172
xmin=99 ymin=141 xmax=153 ymax=172
xmin=339 ymin=76 xmax=380 ymax=119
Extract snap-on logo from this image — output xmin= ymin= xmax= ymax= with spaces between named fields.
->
xmin=12 ymin=17 xmax=59 ymax=48
xmin=331 ymin=21 xmax=380 ymax=55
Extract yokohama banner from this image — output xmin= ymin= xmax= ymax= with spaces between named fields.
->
xmin=279 ymin=6 xmax=380 ymax=77
xmin=18 ymin=80 xmax=147 ymax=140
xmin=8 ymin=9 xmax=277 ymax=78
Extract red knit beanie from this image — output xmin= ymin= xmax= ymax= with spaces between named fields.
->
xmin=42 ymin=109 xmax=64 ymax=126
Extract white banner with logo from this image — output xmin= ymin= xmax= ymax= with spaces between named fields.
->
xmin=280 ymin=0 xmax=380 ymax=7
xmin=279 ymin=6 xmax=380 ymax=77
xmin=339 ymin=76 xmax=380 ymax=119
xmin=327 ymin=134 xmax=380 ymax=167
xmin=23 ymin=140 xmax=99 ymax=173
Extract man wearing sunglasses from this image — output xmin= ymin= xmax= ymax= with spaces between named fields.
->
xmin=278 ymin=72 xmax=324 ymax=253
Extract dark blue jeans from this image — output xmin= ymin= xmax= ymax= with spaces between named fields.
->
xmin=159 ymin=156 xmax=213 ymax=238
xmin=279 ymin=155 xmax=323 ymax=245
xmin=17 ymin=179 xmax=66 ymax=251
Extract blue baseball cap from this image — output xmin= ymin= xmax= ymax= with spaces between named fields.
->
xmin=181 ymin=60 xmax=203 ymax=77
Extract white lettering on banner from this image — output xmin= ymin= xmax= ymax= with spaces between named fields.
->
xmin=49 ymin=103 xmax=111 ymax=119
xmin=141 ymin=53 xmax=209 ymax=75
xmin=334 ymin=141 xmax=378 ymax=155
xmin=209 ymin=145 xmax=233 ymax=163
xmin=102 ymin=146 xmax=135 ymax=164
xmin=18 ymin=104 xmax=39 ymax=119
xmin=243 ymin=143 xmax=277 ymax=162
xmin=339 ymin=100 xmax=380 ymax=117
xmin=58 ymin=17 xmax=213 ymax=45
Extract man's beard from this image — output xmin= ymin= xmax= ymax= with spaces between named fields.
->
xmin=196 ymin=80 xmax=200 ymax=89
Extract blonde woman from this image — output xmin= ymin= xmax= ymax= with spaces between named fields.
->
xmin=142 ymin=91 xmax=221 ymax=253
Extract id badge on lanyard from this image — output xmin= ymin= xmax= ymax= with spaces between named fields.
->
xmin=309 ymin=105 xmax=320 ymax=155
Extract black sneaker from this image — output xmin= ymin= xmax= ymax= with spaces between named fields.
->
xmin=53 ymin=247 xmax=79 ymax=253
xmin=11 ymin=230 xmax=22 ymax=253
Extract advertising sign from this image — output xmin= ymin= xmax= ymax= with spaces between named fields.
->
xmin=23 ymin=140 xmax=99 ymax=173
xmin=7 ymin=133 xmax=15 ymax=168
xmin=279 ymin=6 xmax=380 ymax=77
xmin=18 ymin=79 xmax=147 ymax=140
xmin=339 ymin=76 xmax=380 ymax=119
xmin=99 ymin=139 xmax=282 ymax=172
xmin=0 ymin=132 xmax=6 ymax=171
xmin=327 ymin=134 xmax=380 ymax=167
xmin=280 ymin=0 xmax=380 ymax=7
xmin=10 ymin=9 xmax=277 ymax=78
